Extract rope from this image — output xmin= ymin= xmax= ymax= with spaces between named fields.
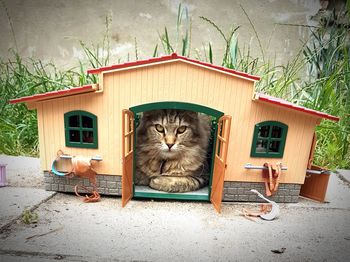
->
xmin=241 ymin=204 xmax=272 ymax=221
xmin=263 ymin=162 xmax=282 ymax=196
xmin=74 ymin=184 xmax=100 ymax=203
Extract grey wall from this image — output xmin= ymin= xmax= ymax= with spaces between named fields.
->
xmin=0 ymin=0 xmax=324 ymax=69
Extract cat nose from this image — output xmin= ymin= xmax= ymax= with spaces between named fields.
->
xmin=166 ymin=143 xmax=174 ymax=149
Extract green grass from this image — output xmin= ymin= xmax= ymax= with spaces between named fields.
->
xmin=1 ymin=4 xmax=349 ymax=169
xmin=288 ymin=10 xmax=350 ymax=170
xmin=0 ymin=51 xmax=96 ymax=156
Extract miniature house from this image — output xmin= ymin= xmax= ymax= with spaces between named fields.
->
xmin=10 ymin=53 xmax=339 ymax=212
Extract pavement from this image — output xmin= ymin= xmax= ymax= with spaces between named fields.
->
xmin=0 ymin=187 xmax=55 ymax=228
xmin=323 ymin=169 xmax=350 ymax=209
xmin=0 ymin=155 xmax=349 ymax=262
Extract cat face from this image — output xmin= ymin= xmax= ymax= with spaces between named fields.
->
xmin=139 ymin=110 xmax=201 ymax=158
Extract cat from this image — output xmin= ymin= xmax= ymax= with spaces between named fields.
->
xmin=135 ymin=109 xmax=211 ymax=193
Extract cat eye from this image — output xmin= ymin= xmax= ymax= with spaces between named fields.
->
xmin=155 ymin=124 xmax=164 ymax=133
xmin=177 ymin=126 xmax=187 ymax=134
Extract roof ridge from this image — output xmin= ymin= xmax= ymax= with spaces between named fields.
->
xmin=87 ymin=53 xmax=261 ymax=81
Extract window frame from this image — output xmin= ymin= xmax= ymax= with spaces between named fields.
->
xmin=250 ymin=121 xmax=288 ymax=158
xmin=64 ymin=110 xmax=98 ymax=149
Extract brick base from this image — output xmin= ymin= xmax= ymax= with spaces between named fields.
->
xmin=44 ymin=172 xmax=301 ymax=203
xmin=223 ymin=181 xmax=301 ymax=203
xmin=44 ymin=171 xmax=122 ymax=196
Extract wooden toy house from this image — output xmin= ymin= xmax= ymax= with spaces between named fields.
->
xmin=10 ymin=53 xmax=339 ymax=211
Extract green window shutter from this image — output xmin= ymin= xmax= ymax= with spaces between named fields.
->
xmin=250 ymin=121 xmax=288 ymax=158
xmin=64 ymin=110 xmax=98 ymax=149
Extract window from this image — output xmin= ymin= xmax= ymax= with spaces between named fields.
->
xmin=64 ymin=111 xmax=98 ymax=148
xmin=250 ymin=121 xmax=288 ymax=158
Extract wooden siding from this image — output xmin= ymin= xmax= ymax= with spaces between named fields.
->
xmin=36 ymin=60 xmax=318 ymax=184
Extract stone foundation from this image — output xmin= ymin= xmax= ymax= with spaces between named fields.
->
xmin=44 ymin=171 xmax=122 ymax=195
xmin=223 ymin=181 xmax=301 ymax=203
xmin=44 ymin=172 xmax=301 ymax=203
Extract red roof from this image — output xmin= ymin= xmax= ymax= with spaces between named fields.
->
xmin=9 ymin=84 xmax=97 ymax=104
xmin=87 ymin=53 xmax=261 ymax=82
xmin=254 ymin=93 xmax=340 ymax=121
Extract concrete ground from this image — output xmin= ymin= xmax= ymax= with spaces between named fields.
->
xmin=0 ymin=155 xmax=349 ymax=262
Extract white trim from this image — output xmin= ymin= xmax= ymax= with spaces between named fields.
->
xmin=179 ymin=59 xmax=259 ymax=82
xmin=95 ymin=60 xmax=176 ymax=75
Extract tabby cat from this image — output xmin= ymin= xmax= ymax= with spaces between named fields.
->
xmin=135 ymin=109 xmax=211 ymax=193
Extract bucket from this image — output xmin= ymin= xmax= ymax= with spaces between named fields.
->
xmin=0 ymin=164 xmax=7 ymax=187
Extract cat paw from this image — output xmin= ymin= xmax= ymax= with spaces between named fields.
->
xmin=149 ymin=176 xmax=177 ymax=192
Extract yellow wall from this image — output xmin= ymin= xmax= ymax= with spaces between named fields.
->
xmin=35 ymin=60 xmax=319 ymax=184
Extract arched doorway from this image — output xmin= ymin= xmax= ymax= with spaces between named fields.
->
xmin=122 ymin=101 xmax=231 ymax=212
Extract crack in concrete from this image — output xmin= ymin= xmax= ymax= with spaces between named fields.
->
xmin=0 ymin=248 xmax=86 ymax=261
xmin=0 ymin=248 xmax=145 ymax=262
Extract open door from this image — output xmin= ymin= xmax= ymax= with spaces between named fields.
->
xmin=300 ymin=133 xmax=330 ymax=202
xmin=211 ymin=115 xmax=232 ymax=213
xmin=122 ymin=109 xmax=134 ymax=207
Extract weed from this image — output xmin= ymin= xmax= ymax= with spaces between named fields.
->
xmin=21 ymin=209 xmax=38 ymax=224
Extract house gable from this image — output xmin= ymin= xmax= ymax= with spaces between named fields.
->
xmin=87 ymin=53 xmax=261 ymax=82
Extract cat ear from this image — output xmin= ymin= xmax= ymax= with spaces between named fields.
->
xmin=142 ymin=110 xmax=162 ymax=121
xmin=185 ymin=111 xmax=198 ymax=121
xmin=141 ymin=111 xmax=153 ymax=119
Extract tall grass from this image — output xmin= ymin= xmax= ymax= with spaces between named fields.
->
xmin=0 ymin=52 xmax=94 ymax=156
xmin=298 ymin=10 xmax=350 ymax=169
xmin=157 ymin=3 xmax=191 ymax=57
